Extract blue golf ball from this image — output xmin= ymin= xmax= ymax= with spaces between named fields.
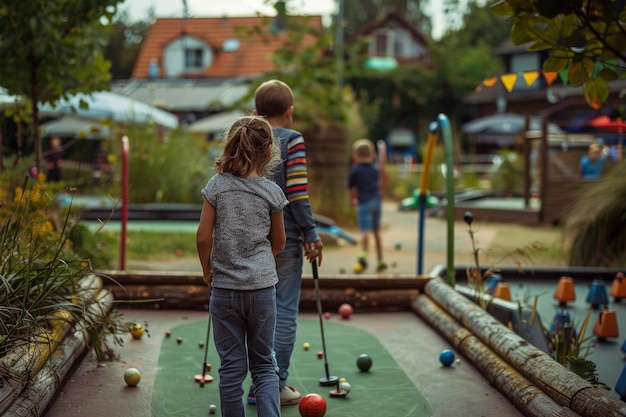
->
xmin=439 ymin=349 xmax=455 ymax=367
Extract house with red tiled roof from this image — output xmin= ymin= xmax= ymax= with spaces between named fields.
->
xmin=346 ymin=9 xmax=431 ymax=69
xmin=132 ymin=15 xmax=323 ymax=80
xmin=112 ymin=14 xmax=324 ymax=130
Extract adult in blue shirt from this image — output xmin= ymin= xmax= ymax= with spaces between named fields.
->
xmin=579 ymin=144 xmax=607 ymax=180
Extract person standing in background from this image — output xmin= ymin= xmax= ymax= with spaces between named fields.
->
xmin=348 ymin=139 xmax=387 ymax=273
xmin=45 ymin=136 xmax=63 ymax=182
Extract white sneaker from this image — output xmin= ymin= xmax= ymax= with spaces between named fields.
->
xmin=280 ymin=386 xmax=302 ymax=405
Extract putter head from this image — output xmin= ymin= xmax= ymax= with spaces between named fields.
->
xmin=194 ymin=374 xmax=214 ymax=383
xmin=319 ymin=376 xmax=338 ymax=386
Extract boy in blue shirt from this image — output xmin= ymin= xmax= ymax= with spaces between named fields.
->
xmin=348 ymin=139 xmax=387 ymax=273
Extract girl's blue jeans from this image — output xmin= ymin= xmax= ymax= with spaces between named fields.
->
xmin=210 ymin=286 xmax=280 ymax=417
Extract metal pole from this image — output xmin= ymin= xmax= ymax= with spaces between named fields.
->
xmin=438 ymin=114 xmax=455 ymax=287
xmin=335 ymin=0 xmax=344 ymax=90
xmin=119 ymin=135 xmax=129 ymax=270
xmin=416 ymin=125 xmax=438 ymax=276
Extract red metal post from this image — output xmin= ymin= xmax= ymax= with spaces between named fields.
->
xmin=120 ymin=135 xmax=129 ymax=270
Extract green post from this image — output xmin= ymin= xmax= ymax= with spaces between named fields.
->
xmin=437 ymin=114 xmax=455 ymax=287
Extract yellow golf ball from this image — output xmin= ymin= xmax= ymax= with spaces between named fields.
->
xmin=303 ymin=342 xmax=310 ymax=351
xmin=130 ymin=323 xmax=145 ymax=339
xmin=124 ymin=367 xmax=141 ymax=387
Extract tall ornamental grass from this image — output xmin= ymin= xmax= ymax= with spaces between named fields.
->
xmin=0 ymin=173 xmax=128 ymax=365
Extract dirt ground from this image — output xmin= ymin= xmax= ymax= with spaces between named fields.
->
xmin=127 ymin=201 xmax=566 ymax=277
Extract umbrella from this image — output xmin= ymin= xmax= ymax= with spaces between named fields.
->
xmin=188 ymin=110 xmax=245 ymax=134
xmin=39 ymin=91 xmax=179 ymax=128
xmin=0 ymin=86 xmax=17 ymax=106
xmin=41 ymin=116 xmax=111 ymax=140
xmin=586 ymin=115 xmax=626 ymax=132
xmin=462 ymin=113 xmax=563 ymax=135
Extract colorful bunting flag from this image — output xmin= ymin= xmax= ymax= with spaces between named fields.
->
xmin=558 ymin=68 xmax=569 ymax=85
xmin=522 ymin=71 xmax=539 ymax=86
xmin=483 ymin=77 xmax=498 ymax=87
xmin=542 ymin=70 xmax=558 ymax=86
xmin=500 ymin=73 xmax=518 ymax=92
xmin=475 ymin=69 xmax=566 ymax=92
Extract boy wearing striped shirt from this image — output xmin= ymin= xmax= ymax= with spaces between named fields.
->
xmin=250 ymin=79 xmax=323 ymax=406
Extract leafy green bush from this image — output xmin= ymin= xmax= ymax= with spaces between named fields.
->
xmin=491 ymin=150 xmax=524 ymax=194
xmin=126 ymin=126 xmax=211 ymax=204
xmin=0 ymin=174 xmax=126 ymax=362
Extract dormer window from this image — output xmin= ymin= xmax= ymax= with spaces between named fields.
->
xmin=163 ymin=35 xmax=213 ymax=77
xmin=185 ymin=48 xmax=204 ymax=70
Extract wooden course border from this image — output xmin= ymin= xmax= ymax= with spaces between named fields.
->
xmin=97 ymin=268 xmax=626 ymax=417
xmin=0 ymin=275 xmax=114 ymax=417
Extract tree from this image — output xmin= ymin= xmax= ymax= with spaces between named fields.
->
xmin=491 ymin=1 xmax=626 ymax=267
xmin=440 ymin=1 xmax=511 ymax=48
xmin=342 ymin=0 xmax=432 ymax=38
xmin=104 ymin=10 xmax=153 ymax=80
xmin=0 ymin=0 xmax=121 ymax=170
xmin=234 ymin=9 xmax=356 ymax=218
xmin=347 ymin=3 xmax=506 ymax=148
xmin=491 ymin=0 xmax=626 ymax=111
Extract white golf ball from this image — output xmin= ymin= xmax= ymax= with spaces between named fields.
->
xmin=339 ymin=381 xmax=351 ymax=394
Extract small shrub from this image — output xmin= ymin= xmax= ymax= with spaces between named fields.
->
xmin=0 ymin=174 xmax=130 ymax=367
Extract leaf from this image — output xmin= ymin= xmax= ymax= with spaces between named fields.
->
xmin=511 ymin=22 xmax=534 ymax=45
xmin=489 ymin=1 xmax=513 ymax=17
xmin=583 ymin=78 xmax=609 ymax=109
xmin=527 ymin=39 xmax=554 ymax=51
xmin=568 ymin=58 xmax=594 ymax=87
xmin=543 ymin=56 xmax=569 ymax=73
xmin=560 ymin=13 xmax=580 ymax=38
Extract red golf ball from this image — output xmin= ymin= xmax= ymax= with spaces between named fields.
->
xmin=299 ymin=393 xmax=327 ymax=417
xmin=338 ymin=303 xmax=353 ymax=319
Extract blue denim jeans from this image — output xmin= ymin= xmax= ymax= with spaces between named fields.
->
xmin=210 ymin=286 xmax=280 ymax=417
xmin=274 ymin=239 xmax=304 ymax=389
xmin=357 ymin=196 xmax=382 ymax=231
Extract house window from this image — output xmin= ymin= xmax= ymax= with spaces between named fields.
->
xmin=375 ymin=33 xmax=388 ymax=56
xmin=185 ymin=48 xmax=203 ymax=69
xmin=373 ymin=27 xmax=421 ymax=58
xmin=510 ymin=53 xmax=540 ymax=91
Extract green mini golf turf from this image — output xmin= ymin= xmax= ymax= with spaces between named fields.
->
xmin=151 ymin=316 xmax=432 ymax=417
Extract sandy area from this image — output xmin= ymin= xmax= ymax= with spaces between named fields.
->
xmin=127 ymin=201 xmax=566 ymax=277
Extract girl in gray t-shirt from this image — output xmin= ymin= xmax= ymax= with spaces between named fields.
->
xmin=197 ymin=116 xmax=287 ymax=416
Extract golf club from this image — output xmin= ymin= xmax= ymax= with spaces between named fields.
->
xmin=194 ymin=311 xmax=214 ymax=384
xmin=311 ymin=260 xmax=338 ymax=386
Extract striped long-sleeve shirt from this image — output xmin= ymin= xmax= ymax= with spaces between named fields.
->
xmin=273 ymin=127 xmax=320 ymax=244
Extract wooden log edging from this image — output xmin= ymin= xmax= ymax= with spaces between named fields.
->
xmin=0 ymin=276 xmax=114 ymax=417
xmin=98 ymin=269 xmax=430 ymax=311
xmin=413 ymin=294 xmax=581 ymax=417
xmin=423 ymin=277 xmax=626 ymax=417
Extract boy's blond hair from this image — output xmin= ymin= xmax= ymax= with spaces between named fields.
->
xmin=353 ymin=139 xmax=376 ymax=162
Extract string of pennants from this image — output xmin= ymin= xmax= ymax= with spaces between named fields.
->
xmin=476 ymin=69 xmax=568 ymax=93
